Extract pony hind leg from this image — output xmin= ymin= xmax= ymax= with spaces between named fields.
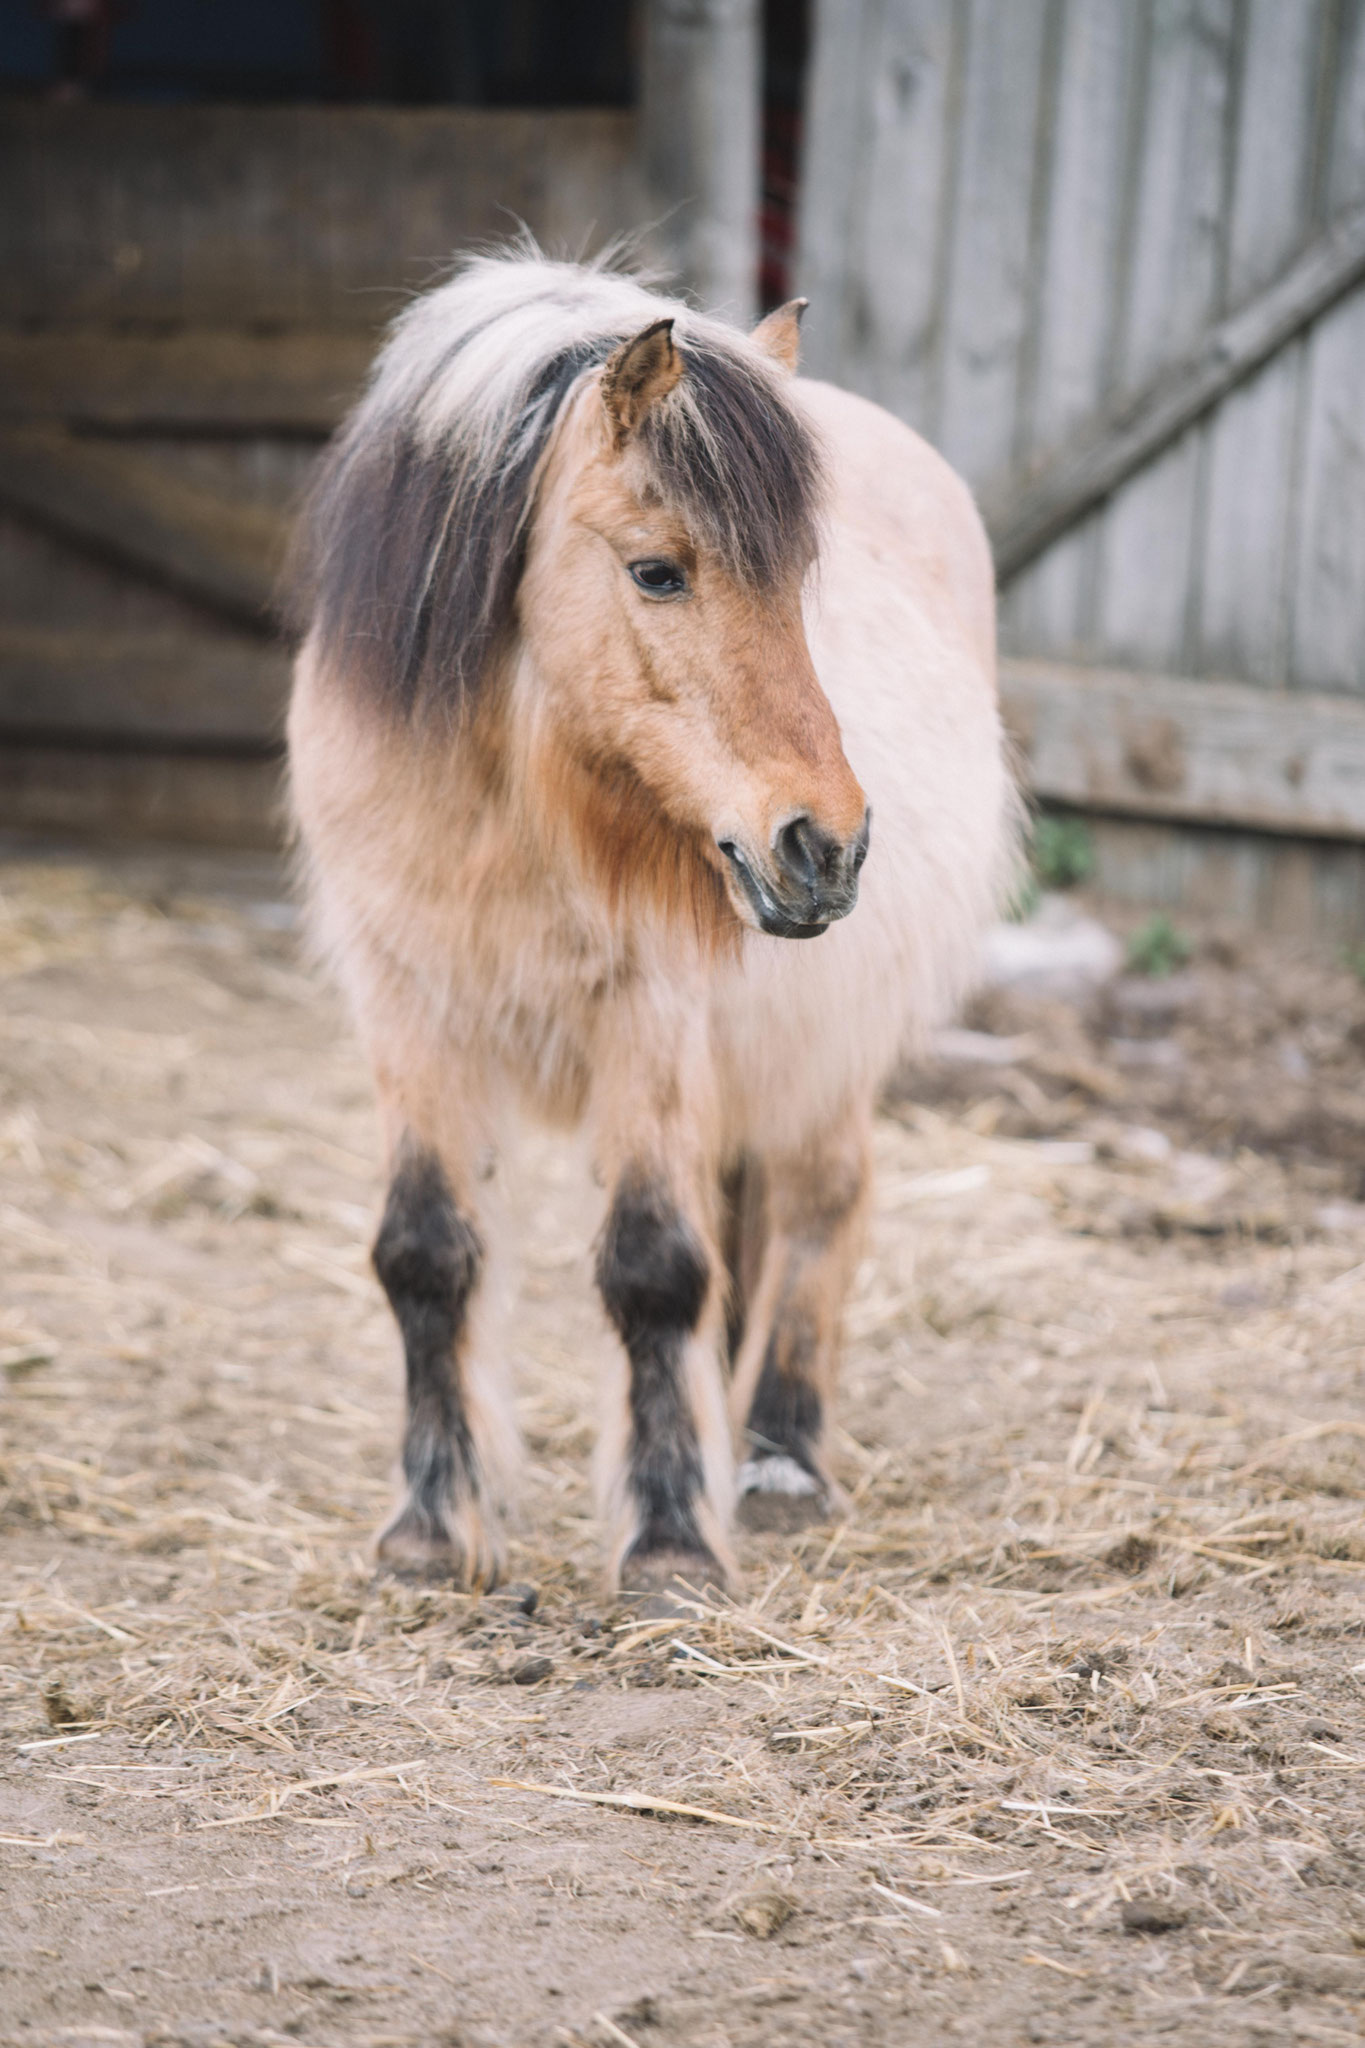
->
xmin=369 ymin=1060 xmax=516 ymax=1588
xmin=718 ymin=1151 xmax=767 ymax=1367
xmin=729 ymin=1113 xmax=872 ymax=1532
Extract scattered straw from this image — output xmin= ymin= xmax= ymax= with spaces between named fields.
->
xmin=5 ymin=854 xmax=1365 ymax=2038
xmin=490 ymin=1779 xmax=788 ymax=1834
xmin=592 ymin=2016 xmax=645 ymax=2048
xmin=197 ymin=1758 xmax=427 ymax=1828
xmin=407 ymin=1951 xmax=463 ymax=1992
xmin=868 ymin=1879 xmax=942 ymax=1919
xmin=16 ymin=1731 xmax=104 ymax=1753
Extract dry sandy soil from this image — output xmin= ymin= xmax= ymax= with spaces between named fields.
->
xmin=3 ymin=843 xmax=1365 ymax=2048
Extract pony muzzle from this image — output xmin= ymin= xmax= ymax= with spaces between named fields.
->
xmin=718 ymin=809 xmax=870 ymax=940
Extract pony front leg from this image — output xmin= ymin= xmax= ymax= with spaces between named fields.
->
xmin=590 ymin=1003 xmax=735 ymax=1595
xmin=596 ymin=1171 xmax=735 ymax=1595
xmin=368 ymin=1066 xmax=514 ymax=1587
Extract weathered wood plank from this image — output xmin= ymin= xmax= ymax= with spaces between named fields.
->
xmin=1328 ymin=0 xmax=1365 ymax=210
xmin=0 ymin=330 xmax=371 ymax=433
xmin=1092 ymin=0 xmax=1235 ymax=672
xmin=1116 ymin=0 xmax=1236 ymax=389
xmin=1023 ymin=0 xmax=1142 ymax=452
xmin=1094 ymin=430 xmax=1205 ymax=668
xmin=0 ymin=630 xmax=288 ymax=748
xmin=1000 ymin=0 xmax=1141 ymax=659
xmin=0 ymin=107 xmax=640 ymax=328
xmin=799 ymin=0 xmax=963 ymax=424
xmin=798 ymin=0 xmax=959 ymax=426
xmin=0 ymin=427 xmax=284 ymax=626
xmin=640 ymin=0 xmax=760 ymax=319
xmin=987 ymin=197 xmax=1365 ymax=581
xmin=794 ymin=0 xmax=876 ymax=385
xmin=1001 ymin=654 xmax=1365 ymax=837
xmin=997 ymin=520 xmax=1097 ymax=665
xmin=933 ymin=0 xmax=1051 ymax=484
xmin=1288 ymin=284 xmax=1365 ymax=694
xmin=0 ymin=745 xmax=283 ymax=849
xmin=1288 ymin=0 xmax=1365 ymax=696
xmin=1192 ymin=0 xmax=1327 ymax=684
xmin=1194 ymin=347 xmax=1303 ymax=685
xmin=1225 ymin=0 xmax=1325 ymax=302
xmin=1078 ymin=811 xmax=1365 ymax=941
xmin=857 ymin=0 xmax=960 ymax=429
xmin=0 ymin=510 xmax=228 ymax=636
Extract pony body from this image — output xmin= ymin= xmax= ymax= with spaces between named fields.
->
xmin=288 ymin=251 xmax=1013 ymax=1591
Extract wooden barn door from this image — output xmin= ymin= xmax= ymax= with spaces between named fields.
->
xmin=0 ymin=105 xmax=640 ymax=843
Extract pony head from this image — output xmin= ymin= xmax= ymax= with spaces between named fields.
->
xmin=520 ymin=302 xmax=869 ymax=941
xmin=295 ymin=255 xmax=869 ymax=943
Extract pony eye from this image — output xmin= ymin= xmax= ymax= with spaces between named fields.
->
xmin=628 ymin=558 xmax=688 ymax=598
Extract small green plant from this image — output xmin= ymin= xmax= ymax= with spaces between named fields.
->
xmin=1126 ymin=912 xmax=1192 ymax=978
xmin=1005 ymin=866 xmax=1041 ymax=923
xmin=1031 ymin=815 xmax=1095 ymax=891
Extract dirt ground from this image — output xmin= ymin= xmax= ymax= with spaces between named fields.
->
xmin=3 ymin=842 xmax=1365 ymax=2048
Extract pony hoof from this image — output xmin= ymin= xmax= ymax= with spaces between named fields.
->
xmin=619 ymin=1546 xmax=724 ymax=1615
xmin=736 ymin=1455 xmax=829 ymax=1533
xmin=376 ymin=1506 xmax=502 ymax=1589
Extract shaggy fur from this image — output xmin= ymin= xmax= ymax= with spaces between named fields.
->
xmin=288 ymin=247 xmax=1017 ymax=1592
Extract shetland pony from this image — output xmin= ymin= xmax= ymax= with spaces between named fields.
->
xmin=288 ymin=250 xmax=1013 ymax=1595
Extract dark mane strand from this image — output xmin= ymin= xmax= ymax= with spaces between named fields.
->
xmin=643 ymin=346 xmax=822 ymax=591
xmin=292 ymin=335 xmax=615 ymax=717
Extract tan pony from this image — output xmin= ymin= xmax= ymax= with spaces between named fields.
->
xmin=288 ymin=250 xmax=1014 ymax=1595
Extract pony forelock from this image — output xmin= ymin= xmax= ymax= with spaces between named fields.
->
xmin=290 ymin=249 xmax=824 ymax=717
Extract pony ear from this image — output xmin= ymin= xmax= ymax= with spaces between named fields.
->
xmin=601 ymin=318 xmax=684 ymax=442
xmin=750 ymin=298 xmax=808 ymax=374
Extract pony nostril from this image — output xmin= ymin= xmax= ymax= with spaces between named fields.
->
xmin=851 ymin=809 xmax=871 ymax=874
xmin=774 ymin=814 xmax=834 ymax=890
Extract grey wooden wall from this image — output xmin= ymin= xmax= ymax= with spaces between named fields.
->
xmin=799 ymin=0 xmax=1365 ymax=701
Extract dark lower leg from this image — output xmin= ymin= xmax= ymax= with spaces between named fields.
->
xmin=372 ymin=1142 xmax=498 ymax=1583
xmin=738 ymin=1288 xmax=832 ymax=1530
xmin=597 ymin=1172 xmax=730 ymax=1591
xmin=745 ymin=1302 xmax=823 ymax=1477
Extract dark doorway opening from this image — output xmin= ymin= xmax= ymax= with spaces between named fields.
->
xmin=1 ymin=1 xmax=636 ymax=108
xmin=760 ymin=0 xmax=810 ymax=311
